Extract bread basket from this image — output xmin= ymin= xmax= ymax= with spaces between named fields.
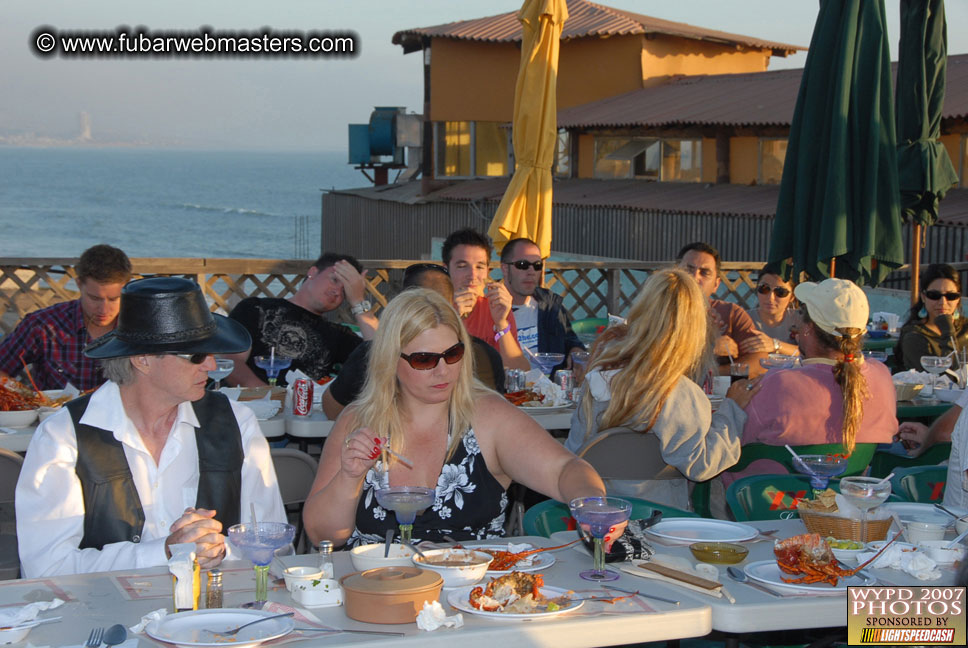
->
xmin=893 ymin=383 xmax=923 ymax=401
xmin=798 ymin=508 xmax=891 ymax=543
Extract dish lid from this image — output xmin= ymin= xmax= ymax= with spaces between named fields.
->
xmin=341 ymin=566 xmax=442 ymax=594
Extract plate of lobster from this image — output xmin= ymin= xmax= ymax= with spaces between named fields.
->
xmin=759 ymin=533 xmax=882 ymax=592
xmin=745 ymin=560 xmax=876 ymax=593
xmin=447 ymin=573 xmax=582 ymax=619
xmin=467 ymin=543 xmax=558 ymax=574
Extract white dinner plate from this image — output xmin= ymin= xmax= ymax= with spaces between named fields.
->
xmin=447 ymin=585 xmax=583 ymax=619
xmin=880 ymin=502 xmax=963 ymax=526
xmin=465 ymin=544 xmax=556 ymax=574
xmin=744 ymin=560 xmax=875 ymax=593
xmin=935 ymin=388 xmax=965 ymax=403
xmin=646 ymin=519 xmax=758 ymax=544
xmin=517 ymin=403 xmax=575 ymax=414
xmin=145 ymin=609 xmax=295 ymax=648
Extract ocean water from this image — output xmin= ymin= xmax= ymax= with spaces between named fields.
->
xmin=0 ymin=147 xmax=366 ymax=259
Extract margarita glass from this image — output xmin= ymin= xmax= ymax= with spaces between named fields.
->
xmin=839 ymin=476 xmax=891 ymax=540
xmin=569 ymin=496 xmax=632 ymax=581
xmin=791 ymin=454 xmax=848 ymax=498
xmin=208 ymin=358 xmax=234 ymax=390
xmin=531 ymin=352 xmax=565 ymax=376
xmin=254 ymin=355 xmax=292 ymax=386
xmin=375 ymin=486 xmax=436 ymax=544
xmin=227 ymin=522 xmax=295 ymax=604
xmin=921 ymin=355 xmax=952 ymax=398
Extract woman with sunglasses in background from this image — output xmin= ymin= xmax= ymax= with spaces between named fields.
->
xmin=896 ymin=263 xmax=968 ymax=372
xmin=740 ymin=271 xmax=800 ymax=357
xmin=304 ymin=288 xmax=605 ymax=547
xmin=564 ymin=269 xmax=757 ymax=511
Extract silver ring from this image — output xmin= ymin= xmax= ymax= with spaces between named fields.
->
xmin=745 ymin=383 xmax=754 ymax=391
xmin=344 ymin=436 xmax=352 ymax=448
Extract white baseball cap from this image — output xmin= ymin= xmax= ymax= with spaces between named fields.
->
xmin=794 ymin=279 xmax=869 ymax=337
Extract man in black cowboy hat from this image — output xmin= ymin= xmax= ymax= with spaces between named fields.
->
xmin=15 ymin=277 xmax=286 ymax=577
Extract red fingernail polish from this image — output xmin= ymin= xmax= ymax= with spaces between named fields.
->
xmin=609 ymin=526 xmax=616 ymax=533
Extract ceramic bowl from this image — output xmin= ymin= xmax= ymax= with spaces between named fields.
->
xmin=688 ymin=542 xmax=749 ymax=564
xmin=283 ymin=565 xmax=323 ymax=592
xmin=917 ymin=540 xmax=966 ymax=565
xmin=411 ymin=549 xmax=493 ymax=587
xmin=350 ymin=542 xmax=416 ymax=571
xmin=905 ymin=521 xmax=947 ymax=544
xmin=0 ymin=408 xmax=39 ymax=428
xmin=866 ymin=540 xmax=917 ymax=553
xmin=292 ymin=578 xmax=343 ymax=607
xmin=0 ymin=625 xmax=32 ymax=645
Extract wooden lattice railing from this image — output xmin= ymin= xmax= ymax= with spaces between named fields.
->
xmin=1 ymin=258 xmax=771 ymax=335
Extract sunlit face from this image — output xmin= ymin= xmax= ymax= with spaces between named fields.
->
xmin=756 ymin=273 xmax=794 ymax=318
xmin=502 ymin=242 xmax=542 ymax=301
xmin=447 ymin=244 xmax=490 ymax=296
xmin=396 ymin=325 xmax=462 ymax=406
xmin=143 ymin=353 xmax=216 ymax=405
xmin=678 ymin=250 xmax=720 ymax=299
xmin=304 ymin=265 xmax=344 ymax=313
xmin=79 ymin=279 xmax=124 ymax=329
xmin=922 ymin=278 xmax=961 ymax=323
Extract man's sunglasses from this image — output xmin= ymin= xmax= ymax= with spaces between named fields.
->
xmin=923 ymin=290 xmax=961 ymax=302
xmin=170 ymin=353 xmax=211 ymax=364
xmin=508 ymin=260 xmax=543 ymax=271
xmin=757 ymin=284 xmax=792 ymax=298
xmin=400 ymin=342 xmax=465 ymax=370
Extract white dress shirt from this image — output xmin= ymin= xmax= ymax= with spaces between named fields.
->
xmin=16 ymin=381 xmax=286 ymax=577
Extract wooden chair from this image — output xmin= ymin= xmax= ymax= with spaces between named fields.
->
xmin=269 ymin=448 xmax=318 ymax=553
xmin=692 ymin=442 xmax=878 ymax=518
xmin=890 ymin=465 xmax=947 ymax=503
xmin=0 ymin=448 xmax=23 ymax=580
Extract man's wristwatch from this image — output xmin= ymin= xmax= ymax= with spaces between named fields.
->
xmin=350 ymin=299 xmax=372 ymax=315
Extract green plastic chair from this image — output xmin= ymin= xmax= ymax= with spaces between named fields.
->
xmin=570 ymin=317 xmax=608 ymax=336
xmin=692 ymin=442 xmax=877 ymax=518
xmin=522 ymin=496 xmax=697 ymax=538
xmin=869 ymin=443 xmax=952 ymax=479
xmin=726 ymin=474 xmax=817 ymax=521
xmin=889 ymin=465 xmax=948 ymax=503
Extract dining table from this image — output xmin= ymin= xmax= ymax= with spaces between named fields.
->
xmin=3 ymin=534 xmax=711 ymax=648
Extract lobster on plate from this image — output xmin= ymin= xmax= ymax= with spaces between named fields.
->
xmin=468 ymin=572 xmax=544 ymax=611
xmin=773 ymin=532 xmax=898 ymax=586
xmin=472 ymin=539 xmax=581 ymax=571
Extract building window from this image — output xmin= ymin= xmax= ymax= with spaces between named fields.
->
xmin=434 ymin=121 xmax=508 ymax=177
xmin=758 ymin=138 xmax=788 ymax=185
xmin=593 ymin=137 xmax=699 ymax=181
xmin=554 ymin=129 xmax=571 ymax=178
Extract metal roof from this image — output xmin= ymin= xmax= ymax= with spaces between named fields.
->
xmin=392 ymin=0 xmax=804 ymax=56
xmin=558 ymin=53 xmax=968 ymax=130
xmin=331 ymin=179 xmax=968 ymax=226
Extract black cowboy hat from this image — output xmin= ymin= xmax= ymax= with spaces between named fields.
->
xmin=84 ymin=277 xmax=251 ymax=359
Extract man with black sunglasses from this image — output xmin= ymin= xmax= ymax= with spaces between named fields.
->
xmin=500 ymin=238 xmax=584 ymax=373
xmin=16 ymin=277 xmax=286 ymax=577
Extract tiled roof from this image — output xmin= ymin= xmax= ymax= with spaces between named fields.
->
xmin=557 ymin=53 xmax=968 ymax=130
xmin=331 ymin=179 xmax=968 ymax=226
xmin=392 ymin=0 xmax=804 ymax=55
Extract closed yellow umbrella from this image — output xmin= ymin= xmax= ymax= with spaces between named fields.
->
xmin=488 ymin=0 xmax=568 ymax=258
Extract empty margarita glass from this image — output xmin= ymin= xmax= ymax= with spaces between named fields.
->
xmin=375 ymin=486 xmax=436 ymax=544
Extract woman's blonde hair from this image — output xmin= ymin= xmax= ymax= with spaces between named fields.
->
xmin=801 ymin=307 xmax=869 ymax=455
xmin=352 ymin=288 xmax=490 ymax=463
xmin=582 ymin=268 xmax=709 ymax=434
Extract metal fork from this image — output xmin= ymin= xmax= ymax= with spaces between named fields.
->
xmin=86 ymin=627 xmax=103 ymax=648
xmin=206 ymin=612 xmax=294 ymax=638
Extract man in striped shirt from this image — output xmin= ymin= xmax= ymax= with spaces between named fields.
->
xmin=0 ymin=244 xmax=131 ymax=390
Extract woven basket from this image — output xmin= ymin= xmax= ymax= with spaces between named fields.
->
xmin=798 ymin=510 xmax=891 ymax=543
xmin=894 ymin=383 xmax=924 ymax=401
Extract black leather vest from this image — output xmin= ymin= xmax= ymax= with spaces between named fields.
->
xmin=69 ymin=391 xmax=243 ymax=550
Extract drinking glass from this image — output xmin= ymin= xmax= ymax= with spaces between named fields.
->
xmin=920 ymin=355 xmax=952 ymax=398
xmin=839 ymin=476 xmax=891 ymax=540
xmin=227 ymin=522 xmax=295 ymax=604
xmin=374 ymin=486 xmax=436 ymax=544
xmin=729 ymin=362 xmax=749 ymax=384
xmin=207 ymin=358 xmax=234 ymax=390
xmin=790 ymin=454 xmax=848 ymax=498
xmin=531 ymin=352 xmax=565 ymax=376
xmin=254 ymin=355 xmax=292 ymax=386
xmin=569 ymin=496 xmax=632 ymax=581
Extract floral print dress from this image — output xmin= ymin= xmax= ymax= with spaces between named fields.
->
xmin=348 ymin=428 xmax=508 ymax=546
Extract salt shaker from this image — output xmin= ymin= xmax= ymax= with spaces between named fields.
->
xmin=206 ymin=568 xmax=223 ymax=609
xmin=318 ymin=540 xmax=334 ymax=579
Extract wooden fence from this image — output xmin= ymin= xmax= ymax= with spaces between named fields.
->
xmin=1 ymin=256 xmax=917 ymax=335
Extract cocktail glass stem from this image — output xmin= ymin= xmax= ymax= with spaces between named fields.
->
xmin=254 ymin=564 xmax=270 ymax=602
xmin=399 ymin=524 xmax=414 ymax=544
xmin=592 ymin=537 xmax=607 ymax=576
xmin=809 ymin=475 xmax=827 ymax=500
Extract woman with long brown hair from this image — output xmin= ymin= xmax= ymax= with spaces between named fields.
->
xmin=564 ymin=268 xmax=757 ymax=510
xmin=895 ymin=263 xmax=968 ymax=371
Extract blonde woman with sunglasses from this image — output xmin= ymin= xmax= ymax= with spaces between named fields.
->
xmin=304 ymin=288 xmax=605 ymax=547
xmin=896 ymin=263 xmax=968 ymax=372
xmin=740 ymin=271 xmax=800 ymax=357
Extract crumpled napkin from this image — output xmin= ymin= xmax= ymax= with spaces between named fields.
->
xmin=416 ymin=601 xmax=463 ymax=631
xmin=0 ymin=599 xmax=64 ymax=627
xmin=523 ymin=371 xmax=569 ymax=406
xmin=129 ymin=608 xmax=167 ymax=634
xmin=857 ymin=545 xmax=942 ymax=580
xmin=833 ymin=494 xmax=890 ymax=521
xmin=893 ymin=369 xmax=952 ymax=388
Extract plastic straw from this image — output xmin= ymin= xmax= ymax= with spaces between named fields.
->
xmin=873 ymin=472 xmax=895 ymax=487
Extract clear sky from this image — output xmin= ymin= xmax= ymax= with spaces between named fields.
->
xmin=3 ymin=0 xmax=966 ymax=151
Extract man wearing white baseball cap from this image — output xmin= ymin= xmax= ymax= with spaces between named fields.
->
xmin=719 ymin=278 xmax=896 ymax=483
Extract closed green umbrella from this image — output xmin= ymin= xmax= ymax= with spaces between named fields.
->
xmin=896 ymin=0 xmax=959 ymax=299
xmin=769 ymin=0 xmax=904 ymax=286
